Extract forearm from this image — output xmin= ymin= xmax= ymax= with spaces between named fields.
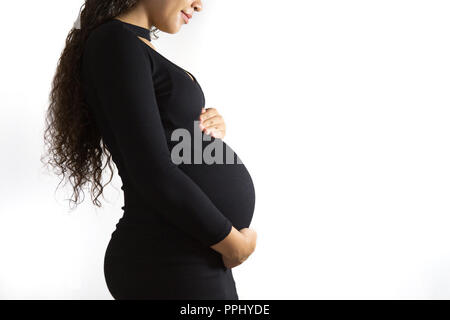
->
xmin=210 ymin=226 xmax=249 ymax=261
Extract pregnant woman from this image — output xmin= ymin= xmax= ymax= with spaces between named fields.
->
xmin=43 ymin=0 xmax=257 ymax=299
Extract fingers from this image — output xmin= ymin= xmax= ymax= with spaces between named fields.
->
xmin=200 ymin=115 xmax=222 ymax=129
xmin=199 ymin=107 xmax=218 ymax=122
xmin=198 ymin=107 xmax=226 ymax=138
xmin=200 ymin=125 xmax=224 ymax=138
xmin=210 ymin=129 xmax=225 ymax=139
xmin=200 ymin=124 xmax=225 ymax=138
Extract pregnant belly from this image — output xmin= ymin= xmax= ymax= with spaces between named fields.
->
xmin=173 ymin=135 xmax=255 ymax=230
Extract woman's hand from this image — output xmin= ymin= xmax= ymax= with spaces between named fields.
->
xmin=198 ymin=107 xmax=226 ymax=139
xmin=222 ymin=228 xmax=257 ymax=269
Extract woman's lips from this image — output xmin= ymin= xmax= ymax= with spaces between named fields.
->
xmin=181 ymin=11 xmax=190 ymax=24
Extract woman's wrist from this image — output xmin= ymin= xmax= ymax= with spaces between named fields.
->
xmin=210 ymin=226 xmax=248 ymax=260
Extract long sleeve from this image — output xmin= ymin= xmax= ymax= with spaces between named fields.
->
xmin=83 ymin=25 xmax=232 ymax=247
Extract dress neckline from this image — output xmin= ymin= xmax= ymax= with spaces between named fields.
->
xmin=113 ymin=18 xmax=151 ymax=42
xmin=111 ymin=18 xmax=200 ymax=86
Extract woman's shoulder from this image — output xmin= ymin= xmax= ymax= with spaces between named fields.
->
xmin=84 ymin=19 xmax=141 ymax=53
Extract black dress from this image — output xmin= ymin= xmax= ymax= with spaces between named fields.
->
xmin=81 ymin=18 xmax=255 ymax=300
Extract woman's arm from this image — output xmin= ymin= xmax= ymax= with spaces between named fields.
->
xmin=82 ymin=23 xmax=233 ymax=248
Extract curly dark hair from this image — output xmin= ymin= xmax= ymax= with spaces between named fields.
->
xmin=41 ymin=0 xmax=160 ymax=209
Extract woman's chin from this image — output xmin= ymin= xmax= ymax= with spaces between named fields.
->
xmin=156 ymin=20 xmax=183 ymax=34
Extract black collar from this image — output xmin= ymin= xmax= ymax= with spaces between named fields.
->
xmin=114 ymin=19 xmax=151 ymax=42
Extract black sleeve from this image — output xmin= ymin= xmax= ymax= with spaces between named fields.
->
xmin=84 ymin=25 xmax=233 ymax=247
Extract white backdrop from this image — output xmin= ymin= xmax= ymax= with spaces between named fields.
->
xmin=0 ymin=0 xmax=449 ymax=299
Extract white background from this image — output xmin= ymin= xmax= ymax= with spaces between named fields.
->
xmin=0 ymin=0 xmax=449 ymax=299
